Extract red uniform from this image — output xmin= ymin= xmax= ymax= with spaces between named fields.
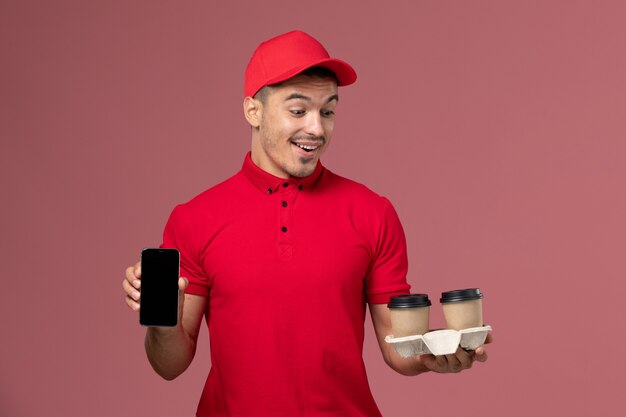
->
xmin=162 ymin=153 xmax=410 ymax=417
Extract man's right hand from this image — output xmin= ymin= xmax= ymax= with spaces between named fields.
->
xmin=123 ymin=260 xmax=205 ymax=380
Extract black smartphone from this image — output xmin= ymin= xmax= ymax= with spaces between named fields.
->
xmin=139 ymin=248 xmax=180 ymax=327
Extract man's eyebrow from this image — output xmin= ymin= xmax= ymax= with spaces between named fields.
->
xmin=285 ymin=93 xmax=311 ymax=101
xmin=284 ymin=93 xmax=340 ymax=103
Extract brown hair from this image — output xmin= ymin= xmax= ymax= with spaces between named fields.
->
xmin=254 ymin=66 xmax=338 ymax=102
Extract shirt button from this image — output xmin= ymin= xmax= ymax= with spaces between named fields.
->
xmin=281 ymin=226 xmax=288 ymax=233
xmin=283 ymin=182 xmax=289 ymax=188
xmin=282 ymin=201 xmax=288 ymax=207
xmin=298 ymin=185 xmax=303 ymax=191
xmin=267 ymin=188 xmax=273 ymax=194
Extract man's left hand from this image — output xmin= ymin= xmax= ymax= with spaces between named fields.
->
xmin=420 ymin=333 xmax=492 ymax=373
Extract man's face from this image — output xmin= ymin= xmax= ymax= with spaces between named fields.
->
xmin=250 ymin=75 xmax=339 ymax=178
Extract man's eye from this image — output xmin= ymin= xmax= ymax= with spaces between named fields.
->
xmin=322 ymin=110 xmax=335 ymax=117
xmin=290 ymin=110 xmax=305 ymax=116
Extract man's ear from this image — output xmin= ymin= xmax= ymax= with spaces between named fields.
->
xmin=243 ymin=96 xmax=262 ymax=128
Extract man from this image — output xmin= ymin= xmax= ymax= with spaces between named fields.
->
xmin=123 ymin=30 xmax=490 ymax=416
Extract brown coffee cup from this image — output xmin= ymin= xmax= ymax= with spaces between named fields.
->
xmin=440 ymin=288 xmax=484 ymax=330
xmin=388 ymin=294 xmax=431 ymax=337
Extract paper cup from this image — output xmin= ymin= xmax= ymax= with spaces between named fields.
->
xmin=388 ymin=294 xmax=431 ymax=337
xmin=440 ymin=288 xmax=484 ymax=330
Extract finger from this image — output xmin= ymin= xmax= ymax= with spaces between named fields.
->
xmin=125 ymin=294 xmax=140 ymax=311
xmin=484 ymin=333 xmax=493 ymax=344
xmin=134 ymin=261 xmax=141 ymax=279
xmin=419 ymin=354 xmax=438 ymax=371
xmin=444 ymin=353 xmax=463 ymax=373
xmin=453 ymin=348 xmax=474 ymax=370
xmin=474 ymin=346 xmax=489 ymax=362
xmin=122 ymin=278 xmax=141 ymax=301
xmin=435 ymin=354 xmax=448 ymax=369
xmin=125 ymin=265 xmax=141 ymax=289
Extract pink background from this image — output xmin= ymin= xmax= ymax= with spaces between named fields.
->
xmin=1 ymin=1 xmax=624 ymax=416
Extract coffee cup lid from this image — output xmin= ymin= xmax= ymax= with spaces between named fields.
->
xmin=440 ymin=288 xmax=483 ymax=303
xmin=388 ymin=294 xmax=432 ymax=308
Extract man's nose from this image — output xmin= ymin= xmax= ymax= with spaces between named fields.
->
xmin=304 ymin=113 xmax=324 ymax=137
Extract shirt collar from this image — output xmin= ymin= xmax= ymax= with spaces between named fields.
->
xmin=241 ymin=151 xmax=325 ymax=195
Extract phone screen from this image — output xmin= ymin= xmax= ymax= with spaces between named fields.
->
xmin=139 ymin=248 xmax=180 ymax=327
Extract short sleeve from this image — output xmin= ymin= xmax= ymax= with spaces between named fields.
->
xmin=160 ymin=205 xmax=210 ymax=297
xmin=364 ymin=198 xmax=411 ymax=304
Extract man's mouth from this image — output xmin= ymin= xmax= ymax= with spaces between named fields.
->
xmin=292 ymin=142 xmax=321 ymax=152
xmin=291 ymin=138 xmax=324 ymax=153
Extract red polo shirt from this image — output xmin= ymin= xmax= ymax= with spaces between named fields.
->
xmin=162 ymin=152 xmax=411 ymax=417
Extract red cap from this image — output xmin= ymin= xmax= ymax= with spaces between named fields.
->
xmin=244 ymin=30 xmax=357 ymax=97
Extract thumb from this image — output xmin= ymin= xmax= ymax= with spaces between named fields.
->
xmin=177 ymin=277 xmax=188 ymax=323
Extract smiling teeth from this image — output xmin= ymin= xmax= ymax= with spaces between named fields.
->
xmin=295 ymin=143 xmax=319 ymax=150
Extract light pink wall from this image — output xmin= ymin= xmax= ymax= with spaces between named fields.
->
xmin=1 ymin=1 xmax=624 ymax=416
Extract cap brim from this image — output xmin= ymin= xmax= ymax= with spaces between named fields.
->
xmin=265 ymin=57 xmax=357 ymax=89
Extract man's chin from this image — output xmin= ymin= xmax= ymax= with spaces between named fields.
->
xmin=289 ymin=159 xmax=317 ymax=178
